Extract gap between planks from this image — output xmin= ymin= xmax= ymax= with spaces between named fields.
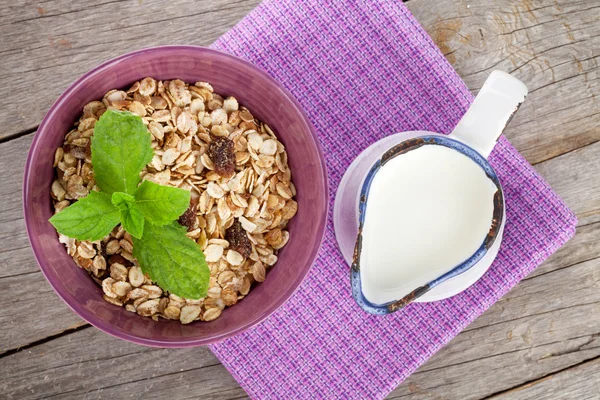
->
xmin=481 ymin=354 xmax=600 ymax=399
xmin=0 ymin=323 xmax=90 ymax=358
xmin=531 ymin=138 xmax=600 ymax=166
xmin=0 ymin=126 xmax=37 ymax=144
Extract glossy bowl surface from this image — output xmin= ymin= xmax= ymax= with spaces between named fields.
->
xmin=23 ymin=46 xmax=328 ymax=347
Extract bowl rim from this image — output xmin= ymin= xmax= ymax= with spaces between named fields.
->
xmin=23 ymin=45 xmax=329 ymax=347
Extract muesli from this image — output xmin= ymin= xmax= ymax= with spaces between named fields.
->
xmin=49 ymin=78 xmax=297 ymax=324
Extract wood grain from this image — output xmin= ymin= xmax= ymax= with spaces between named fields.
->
xmin=387 ymin=257 xmax=600 ymax=399
xmin=535 ymin=141 xmax=600 ymax=227
xmin=0 ymin=326 xmax=247 ymax=400
xmin=0 ymin=272 xmax=86 ymax=354
xmin=0 ymin=0 xmax=599 ymax=398
xmin=526 ymin=219 xmax=600 ymax=280
xmin=489 ymin=358 xmax=600 ymax=400
xmin=463 ymin=220 xmax=600 ymax=331
xmin=0 ymin=134 xmax=37 ymax=279
xmin=0 ymin=133 xmax=87 ymax=353
xmin=0 ymin=0 xmax=261 ymax=141
xmin=407 ymin=0 xmax=600 ymax=165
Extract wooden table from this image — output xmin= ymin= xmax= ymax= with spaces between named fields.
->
xmin=1 ymin=1 xmax=598 ymax=398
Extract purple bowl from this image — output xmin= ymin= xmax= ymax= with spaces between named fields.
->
xmin=23 ymin=46 xmax=328 ymax=347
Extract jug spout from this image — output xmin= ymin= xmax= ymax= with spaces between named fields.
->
xmin=449 ymin=70 xmax=528 ymax=158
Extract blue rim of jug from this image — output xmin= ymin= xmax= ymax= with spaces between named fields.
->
xmin=350 ymin=135 xmax=504 ymax=315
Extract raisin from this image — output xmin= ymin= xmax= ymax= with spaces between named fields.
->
xmin=63 ymin=144 xmax=87 ymax=160
xmin=208 ymin=136 xmax=235 ymax=178
xmin=178 ymin=197 xmax=199 ymax=231
xmin=226 ymin=219 xmax=252 ymax=258
xmin=108 ymin=254 xmax=132 ymax=268
xmin=84 ymin=140 xmax=92 ymax=159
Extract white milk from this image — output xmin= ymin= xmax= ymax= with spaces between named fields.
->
xmin=359 ymin=145 xmax=498 ymax=305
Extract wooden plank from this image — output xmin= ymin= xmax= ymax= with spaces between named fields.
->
xmin=491 ymin=358 xmax=600 ymax=400
xmin=465 ymin=220 xmax=600 ymax=332
xmin=436 ymin=255 xmax=600 ymax=360
xmin=407 ymin=0 xmax=600 ymax=165
xmin=0 ymin=0 xmax=262 ymax=140
xmin=534 ymin=141 xmax=600 ymax=227
xmin=392 ymin=334 xmax=600 ymax=400
xmin=0 ymin=0 xmax=598 ymax=166
xmin=0 ymin=134 xmax=37 ymax=279
xmin=0 ymin=272 xmax=85 ymax=353
xmin=0 ymin=326 xmax=247 ymax=400
xmin=526 ymin=220 xmax=600 ymax=280
xmin=0 ymin=133 xmax=89 ymax=352
xmin=387 ymin=256 xmax=600 ymax=399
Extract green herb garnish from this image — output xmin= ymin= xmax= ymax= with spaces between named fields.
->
xmin=49 ymin=109 xmax=209 ymax=299
xmin=133 ymin=221 xmax=208 ymax=300
xmin=91 ymin=110 xmax=154 ymax=195
xmin=111 ymin=191 xmax=145 ymax=239
xmin=134 ymin=180 xmax=192 ymax=226
xmin=48 ymin=191 xmax=120 ymax=241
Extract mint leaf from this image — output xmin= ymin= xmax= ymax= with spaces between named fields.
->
xmin=132 ymin=221 xmax=209 ymax=299
xmin=112 ymin=192 xmax=144 ymax=239
xmin=49 ymin=191 xmax=120 ymax=241
xmin=134 ymin=180 xmax=191 ymax=226
xmin=91 ymin=110 xmax=153 ymax=195
xmin=111 ymin=191 xmax=136 ymax=209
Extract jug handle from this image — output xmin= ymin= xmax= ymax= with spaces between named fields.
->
xmin=449 ymin=70 xmax=528 ymax=159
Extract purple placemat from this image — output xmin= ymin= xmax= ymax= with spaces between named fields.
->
xmin=209 ymin=1 xmax=577 ymax=398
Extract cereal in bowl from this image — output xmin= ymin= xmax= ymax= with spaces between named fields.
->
xmin=49 ymin=78 xmax=297 ymax=324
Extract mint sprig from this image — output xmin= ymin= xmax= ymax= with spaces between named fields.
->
xmin=49 ymin=191 xmax=120 ymax=241
xmin=49 ymin=110 xmax=209 ymax=299
xmin=133 ymin=221 xmax=208 ymax=300
xmin=111 ymin=192 xmax=145 ymax=239
xmin=91 ymin=110 xmax=153 ymax=194
xmin=135 ymin=180 xmax=191 ymax=226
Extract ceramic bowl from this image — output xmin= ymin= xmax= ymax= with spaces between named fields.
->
xmin=23 ymin=46 xmax=328 ymax=347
